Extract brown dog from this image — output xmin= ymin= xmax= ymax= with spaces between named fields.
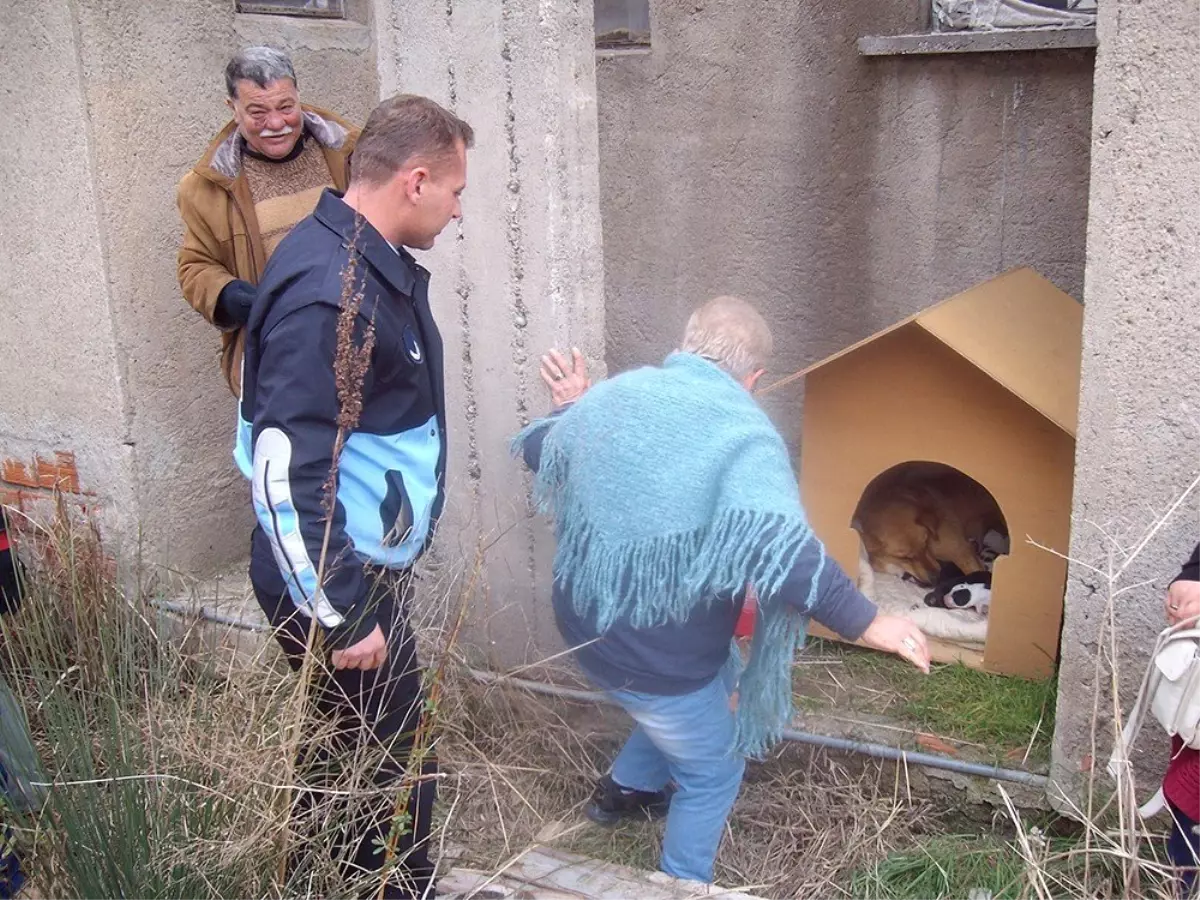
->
xmin=852 ymin=465 xmax=1004 ymax=587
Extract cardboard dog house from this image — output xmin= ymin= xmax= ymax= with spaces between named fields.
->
xmin=798 ymin=268 xmax=1083 ymax=679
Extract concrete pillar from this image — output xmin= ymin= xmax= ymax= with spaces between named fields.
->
xmin=374 ymin=0 xmax=606 ymax=666
xmin=1051 ymin=0 xmax=1199 ymax=806
xmin=0 ymin=0 xmax=138 ymax=551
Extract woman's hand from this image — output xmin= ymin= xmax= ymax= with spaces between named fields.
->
xmin=859 ymin=614 xmax=932 ymax=673
xmin=540 ymin=348 xmax=590 ymax=409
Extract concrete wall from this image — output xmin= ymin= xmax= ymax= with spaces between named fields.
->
xmin=0 ymin=0 xmax=136 ymax=543
xmin=6 ymin=0 xmax=378 ymax=576
xmin=374 ymin=0 xmax=605 ymax=666
xmin=1050 ymin=0 xmax=1200 ymax=807
xmin=597 ymin=1 xmax=1094 ymax=443
xmin=6 ymin=0 xmax=600 ymax=644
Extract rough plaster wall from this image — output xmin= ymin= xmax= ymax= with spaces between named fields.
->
xmin=374 ymin=0 xmax=605 ymax=667
xmin=0 ymin=1 xmax=136 ymax=544
xmin=1050 ymin=0 xmax=1200 ymax=809
xmin=597 ymin=1 xmax=1093 ymax=444
xmin=67 ymin=0 xmax=378 ymax=577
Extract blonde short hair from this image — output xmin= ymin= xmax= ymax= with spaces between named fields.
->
xmin=680 ymin=296 xmax=773 ymax=379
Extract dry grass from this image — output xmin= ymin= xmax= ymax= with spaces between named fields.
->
xmin=434 ymin=673 xmax=937 ymax=898
xmin=0 ymin=500 xmax=472 ymax=899
xmin=1 ymin=473 xmax=1195 ymax=898
xmin=430 ymin=666 xmax=1189 ymax=899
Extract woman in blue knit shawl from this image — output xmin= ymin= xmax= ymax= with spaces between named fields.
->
xmin=515 ymin=296 xmax=931 ymax=887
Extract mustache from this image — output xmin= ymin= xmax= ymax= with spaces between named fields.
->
xmin=259 ymin=125 xmax=295 ymax=138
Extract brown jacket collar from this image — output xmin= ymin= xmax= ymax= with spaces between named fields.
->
xmin=192 ymin=104 xmax=356 ymax=188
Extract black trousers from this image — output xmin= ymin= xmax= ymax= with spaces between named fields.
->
xmin=250 ymin=527 xmax=437 ymax=899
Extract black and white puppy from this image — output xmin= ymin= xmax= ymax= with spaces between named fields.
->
xmin=923 ymin=562 xmax=991 ymax=616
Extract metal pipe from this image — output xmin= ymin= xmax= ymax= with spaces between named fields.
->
xmin=776 ymin=727 xmax=1047 ymax=786
xmin=143 ymin=601 xmax=1049 ymax=789
xmin=466 ymin=667 xmax=1049 ymax=789
xmin=149 ymin=598 xmax=271 ymax=633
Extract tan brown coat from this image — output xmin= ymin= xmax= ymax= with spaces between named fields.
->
xmin=176 ymin=105 xmax=359 ymax=395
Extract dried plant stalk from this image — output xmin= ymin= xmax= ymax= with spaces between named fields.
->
xmin=278 ymin=214 xmax=377 ymax=884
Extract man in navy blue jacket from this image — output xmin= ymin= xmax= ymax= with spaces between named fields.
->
xmin=236 ymin=94 xmax=473 ymax=899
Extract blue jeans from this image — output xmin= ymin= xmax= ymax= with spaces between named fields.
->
xmin=604 ymin=657 xmax=745 ymax=884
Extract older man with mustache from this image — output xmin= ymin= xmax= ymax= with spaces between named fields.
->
xmin=176 ymin=46 xmax=359 ymax=396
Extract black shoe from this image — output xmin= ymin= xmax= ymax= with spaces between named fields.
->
xmin=583 ymin=774 xmax=673 ymax=826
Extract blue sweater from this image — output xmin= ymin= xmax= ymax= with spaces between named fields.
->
xmin=522 ymin=412 xmax=877 ymax=696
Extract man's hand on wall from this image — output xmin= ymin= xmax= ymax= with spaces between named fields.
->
xmin=1166 ymin=579 xmax=1200 ymax=627
xmin=540 ymin=348 xmax=590 ymax=409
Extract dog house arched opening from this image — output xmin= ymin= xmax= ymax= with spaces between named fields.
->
xmin=849 ymin=460 xmax=1010 ymax=649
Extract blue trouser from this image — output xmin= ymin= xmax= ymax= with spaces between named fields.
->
xmin=1168 ymin=801 xmax=1199 ymax=898
xmin=604 ymin=657 xmax=745 ymax=884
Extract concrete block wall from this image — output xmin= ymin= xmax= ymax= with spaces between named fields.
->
xmin=373 ymin=0 xmax=605 ymax=666
xmin=0 ymin=0 xmax=138 ymax=548
xmin=3 ymin=0 xmax=603 ymax=668
xmin=1 ymin=0 xmax=378 ymax=576
xmin=596 ymin=1 xmax=1094 ymax=443
xmin=1050 ymin=0 xmax=1200 ymax=807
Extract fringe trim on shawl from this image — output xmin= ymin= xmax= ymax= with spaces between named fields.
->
xmin=513 ymin=417 xmax=826 ymax=756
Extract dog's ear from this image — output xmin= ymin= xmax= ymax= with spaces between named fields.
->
xmin=915 ymin=507 xmax=940 ymax=537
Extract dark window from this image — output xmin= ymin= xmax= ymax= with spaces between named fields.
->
xmin=594 ymin=0 xmax=650 ymax=49
xmin=236 ymin=0 xmax=345 ymax=18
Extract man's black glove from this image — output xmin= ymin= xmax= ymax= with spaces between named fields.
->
xmin=214 ymin=279 xmax=256 ymax=329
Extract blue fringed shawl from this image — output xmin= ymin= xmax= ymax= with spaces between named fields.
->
xmin=513 ymin=352 xmax=826 ymax=757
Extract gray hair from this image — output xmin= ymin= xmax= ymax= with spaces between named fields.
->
xmin=224 ymin=47 xmax=297 ymax=98
xmin=680 ymin=296 xmax=774 ymax=380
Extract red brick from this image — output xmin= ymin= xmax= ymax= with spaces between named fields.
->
xmin=0 ymin=487 xmax=39 ymax=510
xmin=0 ymin=460 xmax=38 ymax=490
xmin=35 ymin=451 xmax=80 ymax=492
xmin=2 ymin=451 xmax=82 ymax=494
xmin=916 ymin=733 xmax=959 ymax=756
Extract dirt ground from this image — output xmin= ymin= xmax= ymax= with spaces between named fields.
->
xmin=435 ymin=667 xmax=1057 ymax=899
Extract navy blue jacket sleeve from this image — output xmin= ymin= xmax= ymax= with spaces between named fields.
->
xmin=250 ymin=302 xmax=377 ymax=650
xmin=778 ymin=538 xmax=878 ymax=641
xmin=520 ymin=407 xmax=569 ymax=472
xmin=1174 ymin=543 xmax=1200 ymax=584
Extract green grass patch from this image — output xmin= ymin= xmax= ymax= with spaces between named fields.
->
xmin=848 ymin=831 xmax=1168 ymax=900
xmin=849 ymin=835 xmax=1026 ymax=899
xmin=799 ymin=639 xmax=1057 ymax=760
xmin=902 ymin=662 xmax=1055 ymax=755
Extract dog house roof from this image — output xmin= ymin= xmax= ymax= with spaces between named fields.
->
xmin=795 ymin=267 xmax=1083 ymax=437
